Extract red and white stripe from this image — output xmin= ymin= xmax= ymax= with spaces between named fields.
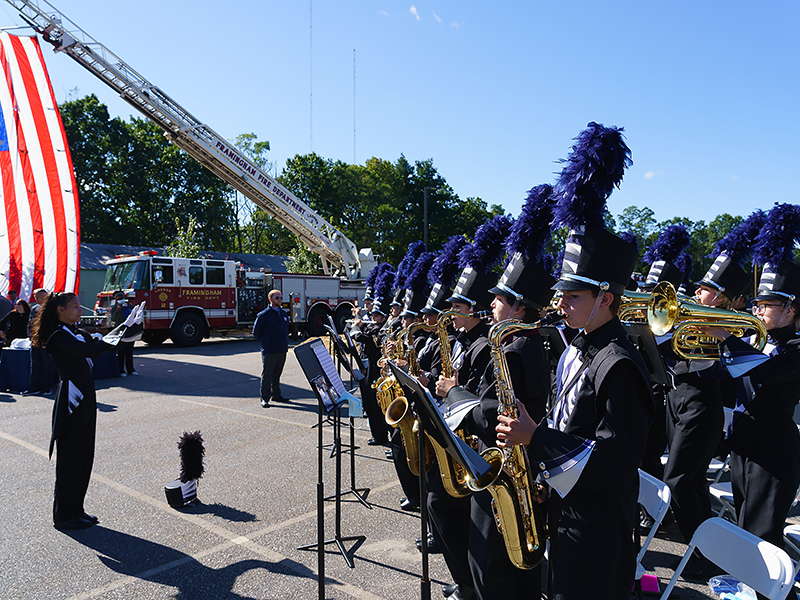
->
xmin=0 ymin=32 xmax=79 ymax=301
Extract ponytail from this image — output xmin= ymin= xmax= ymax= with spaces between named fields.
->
xmin=30 ymin=292 xmax=76 ymax=348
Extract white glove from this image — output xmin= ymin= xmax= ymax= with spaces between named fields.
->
xmin=124 ymin=303 xmax=145 ymax=327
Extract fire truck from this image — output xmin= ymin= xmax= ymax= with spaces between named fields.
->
xmin=96 ymin=251 xmax=364 ymax=345
xmin=8 ymin=0 xmax=378 ymax=343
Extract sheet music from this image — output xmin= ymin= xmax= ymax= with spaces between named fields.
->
xmin=312 ymin=341 xmax=347 ymax=395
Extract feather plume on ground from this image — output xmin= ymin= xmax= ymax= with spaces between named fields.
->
xmin=458 ymin=215 xmax=513 ymax=273
xmin=552 ymin=122 xmax=632 ymax=234
xmin=753 ymin=204 xmax=800 ymax=266
xmin=430 ymin=235 xmax=468 ymax=287
xmin=393 ymin=241 xmax=426 ymax=289
xmin=178 ymin=431 xmax=205 ymax=483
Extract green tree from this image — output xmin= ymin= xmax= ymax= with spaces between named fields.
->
xmin=164 ymin=216 xmax=201 ymax=258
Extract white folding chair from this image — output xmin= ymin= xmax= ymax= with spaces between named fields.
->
xmin=636 ymin=470 xmax=672 ymax=595
xmin=782 ymin=524 xmax=800 ymax=589
xmin=660 ymin=517 xmax=795 ymax=600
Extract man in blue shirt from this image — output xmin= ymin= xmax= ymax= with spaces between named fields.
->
xmin=253 ymin=289 xmax=290 ymax=408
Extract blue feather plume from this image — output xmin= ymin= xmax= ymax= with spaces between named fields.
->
xmin=393 ymin=241 xmax=426 ymax=289
xmin=458 ymin=215 xmax=513 ymax=273
xmin=552 ymin=122 xmax=632 ymax=233
xmin=674 ymin=252 xmax=693 ymax=282
xmin=618 ymin=230 xmax=639 ymax=252
xmin=430 ymin=235 xmax=469 ymax=287
xmin=406 ymin=252 xmax=436 ymax=293
xmin=643 ymin=224 xmax=690 ymax=265
xmin=364 ymin=263 xmax=382 ymax=290
xmin=713 ymin=210 xmax=767 ymax=263
xmin=753 ymin=204 xmax=800 ymax=266
xmin=506 ymin=184 xmax=555 ymax=262
xmin=374 ymin=265 xmax=396 ymax=302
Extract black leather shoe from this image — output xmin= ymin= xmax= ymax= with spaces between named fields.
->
xmin=54 ymin=517 xmax=94 ymax=530
xmin=21 ymin=389 xmax=41 ymax=396
xmin=81 ymin=512 xmax=99 ymax=524
xmin=445 ymin=585 xmax=475 ymax=600
xmin=271 ymin=396 xmax=290 ymax=403
xmin=260 ymin=398 xmax=270 ymax=408
xmin=384 ymin=448 xmax=394 ymax=460
xmin=400 ymin=497 xmax=420 ymax=511
xmin=442 ymin=584 xmax=458 ymax=597
xmin=367 ymin=437 xmax=387 ymax=446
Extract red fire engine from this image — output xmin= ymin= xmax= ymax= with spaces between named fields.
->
xmin=95 ymin=252 xmax=365 ymax=346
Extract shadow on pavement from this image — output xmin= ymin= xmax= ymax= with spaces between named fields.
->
xmin=63 ymin=525 xmax=316 ymax=599
xmin=179 ymin=501 xmax=258 ymax=523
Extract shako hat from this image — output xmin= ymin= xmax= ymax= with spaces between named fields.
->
xmin=641 ymin=224 xmax=691 ymax=291
xmin=699 ymin=210 xmax=765 ymax=301
xmin=753 ymin=203 xmax=800 ymax=305
xmin=551 ymin=122 xmax=637 ymax=296
xmin=400 ymin=252 xmax=436 ymax=317
xmin=447 ymin=215 xmax=512 ymax=311
xmin=421 ymin=235 xmax=468 ymax=315
xmin=489 ymin=184 xmax=557 ymax=310
xmin=370 ymin=265 xmax=396 ymax=317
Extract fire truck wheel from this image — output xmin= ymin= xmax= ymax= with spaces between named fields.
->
xmin=305 ymin=306 xmax=329 ymax=338
xmin=171 ymin=313 xmax=205 ymax=346
xmin=333 ymin=305 xmax=352 ymax=334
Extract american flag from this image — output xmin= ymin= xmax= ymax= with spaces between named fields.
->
xmin=0 ymin=31 xmax=79 ymax=301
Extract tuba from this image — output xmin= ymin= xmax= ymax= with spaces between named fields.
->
xmin=484 ymin=314 xmax=563 ymax=570
xmin=647 ymin=281 xmax=767 ymax=360
xmin=428 ymin=308 xmax=497 ymax=498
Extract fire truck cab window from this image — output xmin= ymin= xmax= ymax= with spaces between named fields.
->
xmin=206 ymin=267 xmax=225 ymax=285
xmin=103 ymin=260 xmax=149 ymax=291
xmin=154 ymin=266 xmax=174 ymax=285
xmin=189 ymin=266 xmax=204 ymax=285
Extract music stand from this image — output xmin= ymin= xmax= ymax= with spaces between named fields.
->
xmin=323 ymin=324 xmax=371 ymax=509
xmin=295 ymin=339 xmax=366 ymax=571
xmin=387 ymin=361 xmax=493 ymax=600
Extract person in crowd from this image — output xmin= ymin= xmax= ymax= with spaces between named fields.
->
xmin=0 ymin=298 xmax=31 ymax=345
xmin=253 ymin=289 xmax=290 ymax=408
xmin=23 ymin=288 xmax=56 ymax=396
xmin=109 ymin=291 xmax=137 ymax=376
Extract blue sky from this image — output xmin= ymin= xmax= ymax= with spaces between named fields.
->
xmin=2 ymin=0 xmax=798 ymax=229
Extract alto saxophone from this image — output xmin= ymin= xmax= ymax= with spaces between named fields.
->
xmin=385 ymin=323 xmax=435 ymax=476
xmin=429 ymin=309 xmax=497 ymax=498
xmin=486 ymin=313 xmax=563 ymax=570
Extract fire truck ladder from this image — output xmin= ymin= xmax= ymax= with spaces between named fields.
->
xmin=6 ymin=0 xmax=368 ymax=279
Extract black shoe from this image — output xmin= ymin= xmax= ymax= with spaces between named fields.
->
xmin=384 ymin=448 xmax=394 ymax=460
xmin=21 ymin=389 xmax=41 ymax=396
xmin=445 ymin=585 xmax=475 ymax=600
xmin=400 ymin=497 xmax=420 ymax=511
xmin=640 ymin=509 xmax=655 ymax=531
xmin=367 ymin=437 xmax=387 ymax=446
xmin=681 ymin=552 xmax=721 ymax=580
xmin=81 ymin=512 xmax=99 ymax=524
xmin=54 ymin=517 xmax=94 ymax=530
xmin=442 ymin=584 xmax=458 ymax=597
xmin=260 ymin=398 xmax=270 ymax=408
xmin=271 ymin=396 xmax=290 ymax=403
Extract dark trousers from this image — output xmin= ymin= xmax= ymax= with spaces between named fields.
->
xmin=391 ymin=428 xmax=419 ymax=501
xmin=359 ymin=371 xmax=388 ymax=442
xmin=53 ymin=396 xmax=97 ymax=524
xmin=116 ymin=341 xmax=134 ymax=374
xmin=260 ymin=352 xmax=286 ymax=400
xmin=427 ymin=467 xmax=473 ymax=588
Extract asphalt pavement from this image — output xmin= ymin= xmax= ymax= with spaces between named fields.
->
xmin=0 ymin=336 xmax=793 ymax=599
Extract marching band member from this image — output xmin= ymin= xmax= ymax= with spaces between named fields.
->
xmin=704 ymin=204 xmax=800 ymax=560
xmin=661 ymin=211 xmax=763 ymax=576
xmin=497 ymin=122 xmax=652 ymax=599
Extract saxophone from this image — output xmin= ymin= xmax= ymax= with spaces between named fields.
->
xmin=486 ymin=313 xmax=563 ymax=570
xmin=429 ymin=308 xmax=498 ymax=498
